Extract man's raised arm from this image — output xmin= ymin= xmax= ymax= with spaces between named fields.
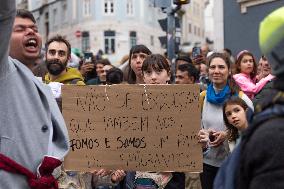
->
xmin=0 ymin=0 xmax=16 ymax=67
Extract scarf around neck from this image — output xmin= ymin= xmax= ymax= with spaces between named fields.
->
xmin=206 ymin=83 xmax=231 ymax=105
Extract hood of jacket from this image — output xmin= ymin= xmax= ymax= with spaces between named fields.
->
xmin=45 ymin=67 xmax=84 ymax=85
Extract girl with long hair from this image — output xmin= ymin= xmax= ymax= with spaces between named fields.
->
xmin=223 ymin=96 xmax=249 ymax=150
xmin=233 ymin=50 xmax=274 ymax=99
xmin=127 ymin=45 xmax=152 ymax=84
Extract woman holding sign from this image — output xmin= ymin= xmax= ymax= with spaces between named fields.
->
xmin=198 ymin=53 xmax=253 ymax=189
xmin=121 ymin=54 xmax=185 ymax=189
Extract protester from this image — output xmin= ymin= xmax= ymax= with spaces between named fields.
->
xmin=121 ymin=54 xmax=185 ymax=189
xmin=106 ymin=67 xmax=124 ymax=84
xmin=175 ymin=55 xmax=193 ymax=67
xmin=9 ymin=9 xmax=42 ymax=70
xmin=253 ymin=55 xmax=275 ymax=105
xmin=44 ymin=35 xmax=85 ymax=85
xmin=198 ymin=53 xmax=253 ymax=189
xmin=79 ymin=58 xmax=97 ymax=83
xmin=213 ymin=96 xmax=251 ymax=189
xmin=44 ymin=37 xmax=125 ymax=188
xmin=86 ymin=59 xmax=112 ymax=85
xmin=127 ymin=44 xmax=152 ymax=84
xmin=0 ymin=1 xmax=69 ymax=188
xmin=175 ymin=63 xmax=202 ymax=189
xmin=141 ymin=54 xmax=184 ymax=188
xmin=236 ymin=6 xmax=284 ymax=188
xmin=100 ymin=64 xmax=114 ymax=84
xmin=175 ymin=63 xmax=199 ymax=84
xmin=223 ymin=96 xmax=249 ymax=151
xmin=199 ymin=63 xmax=210 ymax=91
xmin=233 ymin=50 xmax=274 ymax=99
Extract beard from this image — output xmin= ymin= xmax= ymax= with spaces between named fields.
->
xmin=46 ymin=59 xmax=67 ymax=76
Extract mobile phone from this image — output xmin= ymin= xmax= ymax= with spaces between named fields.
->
xmin=84 ymin=52 xmax=93 ymax=63
xmin=209 ymin=133 xmax=216 ymax=142
xmin=192 ymin=47 xmax=202 ymax=59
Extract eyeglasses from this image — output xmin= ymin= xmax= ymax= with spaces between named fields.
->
xmin=48 ymin=49 xmax=67 ymax=57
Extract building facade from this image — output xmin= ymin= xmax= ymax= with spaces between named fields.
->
xmin=223 ymin=0 xmax=284 ymax=58
xmin=29 ymin=0 xmax=165 ymax=64
xmin=179 ymin=0 xmax=209 ymax=52
xmin=17 ymin=0 xmax=28 ymax=9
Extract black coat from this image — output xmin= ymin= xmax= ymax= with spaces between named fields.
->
xmin=237 ymin=89 xmax=284 ymax=189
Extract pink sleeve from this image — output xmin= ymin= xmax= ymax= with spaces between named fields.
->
xmin=233 ymin=74 xmax=271 ymax=94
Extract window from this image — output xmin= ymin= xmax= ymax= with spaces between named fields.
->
xmin=104 ymin=30 xmax=115 ymax=54
xmin=62 ymin=4 xmax=67 ymax=23
xmin=188 ymin=23 xmax=191 ymax=33
xmin=129 ymin=31 xmax=137 ymax=48
xmin=197 ymin=27 xmax=200 ymax=37
xmin=53 ymin=8 xmax=57 ymax=26
xmin=45 ymin=12 xmax=49 ymax=39
xmin=83 ymin=0 xmax=91 ymax=17
xmin=82 ymin=31 xmax=90 ymax=52
xmin=150 ymin=35 xmax=154 ymax=46
xmin=104 ymin=0 xmax=114 ymax=15
xmin=72 ymin=0 xmax=77 ymax=19
xmin=127 ymin=0 xmax=134 ymax=16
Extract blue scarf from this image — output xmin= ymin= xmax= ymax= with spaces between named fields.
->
xmin=206 ymin=83 xmax=231 ymax=105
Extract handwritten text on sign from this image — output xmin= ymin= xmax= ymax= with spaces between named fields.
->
xmin=62 ymin=84 xmax=202 ymax=172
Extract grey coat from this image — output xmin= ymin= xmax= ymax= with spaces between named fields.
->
xmin=0 ymin=0 xmax=69 ymax=188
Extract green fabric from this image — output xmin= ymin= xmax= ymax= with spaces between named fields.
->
xmin=45 ymin=67 xmax=85 ymax=85
xmin=135 ymin=178 xmax=158 ymax=189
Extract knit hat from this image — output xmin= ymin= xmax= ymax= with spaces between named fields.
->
xmin=259 ymin=6 xmax=284 ymax=76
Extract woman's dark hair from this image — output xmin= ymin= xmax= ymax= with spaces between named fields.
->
xmin=207 ymin=52 xmax=240 ymax=95
xmin=223 ymin=96 xmax=248 ymax=142
xmin=142 ymin=54 xmax=170 ymax=75
xmin=127 ymin=45 xmax=152 ymax=84
xmin=106 ymin=68 xmax=124 ymax=84
xmin=235 ymin=50 xmax=257 ymax=79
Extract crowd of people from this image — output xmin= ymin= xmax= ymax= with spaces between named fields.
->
xmin=1 ymin=0 xmax=284 ymax=188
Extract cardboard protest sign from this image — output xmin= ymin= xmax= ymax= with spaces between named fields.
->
xmin=62 ymin=84 xmax=202 ymax=172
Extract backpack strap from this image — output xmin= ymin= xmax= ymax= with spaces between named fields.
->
xmin=200 ymin=90 xmax=206 ymax=113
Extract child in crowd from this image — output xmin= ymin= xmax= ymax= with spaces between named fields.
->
xmin=223 ymin=96 xmax=249 ymax=151
xmin=122 ymin=54 xmax=184 ymax=189
xmin=233 ymin=50 xmax=274 ymax=99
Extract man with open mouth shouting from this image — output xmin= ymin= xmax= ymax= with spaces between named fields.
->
xmin=0 ymin=1 xmax=69 ymax=189
xmin=9 ymin=9 xmax=42 ymax=70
